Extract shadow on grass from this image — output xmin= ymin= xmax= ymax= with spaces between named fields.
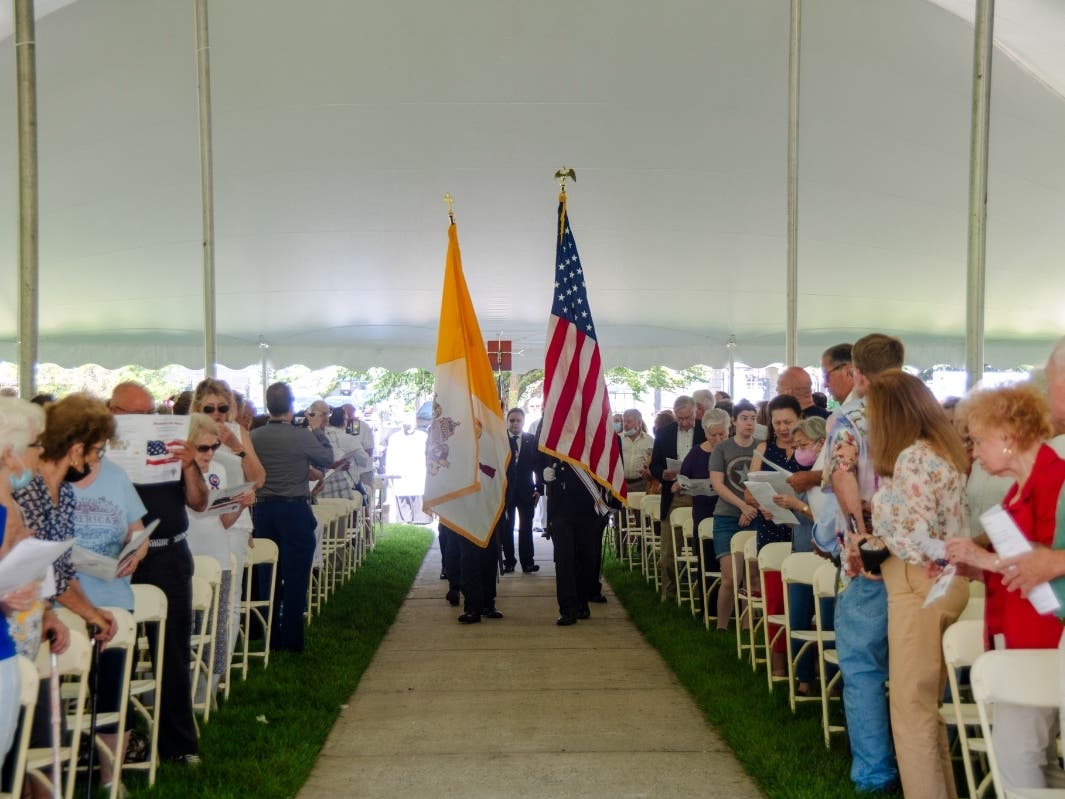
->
xmin=603 ymin=557 xmax=903 ymax=799
xmin=134 ymin=524 xmax=433 ymax=799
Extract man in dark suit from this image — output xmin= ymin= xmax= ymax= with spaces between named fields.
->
xmin=502 ymin=408 xmax=541 ymax=573
xmin=649 ymin=395 xmax=705 ymax=601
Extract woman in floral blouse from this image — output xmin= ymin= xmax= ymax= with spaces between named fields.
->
xmin=866 ymin=370 xmax=970 ymax=799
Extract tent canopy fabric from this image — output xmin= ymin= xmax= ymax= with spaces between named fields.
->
xmin=1 ymin=0 xmax=1063 ymax=372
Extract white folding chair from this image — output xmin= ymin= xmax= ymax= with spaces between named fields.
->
xmin=235 ymin=537 xmax=279 ymax=678
xmin=745 ymin=535 xmax=767 ymax=671
xmin=757 ymin=541 xmax=792 ymax=688
xmin=24 ymin=629 xmax=92 ymax=799
xmin=189 ymin=571 xmax=219 ymax=724
xmin=1 ymin=655 xmax=40 ymax=799
xmin=942 ymin=619 xmax=992 ymax=799
xmin=621 ymin=491 xmax=646 ymax=569
xmin=640 ymin=495 xmax=662 ymax=590
xmin=730 ymin=529 xmax=757 ymax=660
xmin=779 ymin=552 xmax=823 ymax=710
xmin=813 ymin=561 xmax=843 ymax=748
xmin=971 ymin=649 xmax=1064 ymax=799
xmin=125 ymin=584 xmax=167 ymax=787
xmin=697 ymin=517 xmax=721 ymax=630
xmin=669 ymin=506 xmax=698 ymax=612
xmin=53 ymin=607 xmax=136 ymax=799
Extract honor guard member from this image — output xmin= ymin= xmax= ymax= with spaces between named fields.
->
xmin=542 ymin=461 xmax=611 ymax=625
xmin=250 ymin=382 xmax=335 ymax=652
xmin=456 ymin=516 xmax=504 ymax=624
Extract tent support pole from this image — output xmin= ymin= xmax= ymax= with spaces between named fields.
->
xmin=196 ymin=0 xmax=218 ymax=378
xmin=785 ymin=0 xmax=801 ymax=366
xmin=965 ymin=0 xmax=994 ymax=391
xmin=15 ymin=0 xmax=39 ymax=398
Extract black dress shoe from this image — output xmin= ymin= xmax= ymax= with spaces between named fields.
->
xmin=439 ymin=571 xmax=448 ymax=580
xmin=503 ymin=564 xmax=515 ymax=574
xmin=445 ymin=589 xmax=460 ymax=606
xmin=576 ymin=608 xmax=591 ymax=620
xmin=482 ymin=609 xmax=504 ymax=619
xmin=521 ymin=564 xmax=540 ymax=573
xmin=457 ymin=612 xmax=481 ymax=624
xmin=556 ymin=615 xmax=577 ymax=626
xmin=590 ymin=594 xmax=607 ymax=603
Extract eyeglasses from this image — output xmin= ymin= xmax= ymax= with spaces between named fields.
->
xmin=202 ymin=404 xmax=230 ymax=415
xmin=195 ymin=441 xmax=222 ymax=453
xmin=822 ymin=363 xmax=848 ymax=381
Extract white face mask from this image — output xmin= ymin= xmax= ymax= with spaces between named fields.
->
xmin=613 ymin=421 xmax=622 ymax=433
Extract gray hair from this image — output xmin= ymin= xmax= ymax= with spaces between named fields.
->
xmin=673 ymin=395 xmax=695 ymax=413
xmin=692 ymin=389 xmax=715 ymax=411
xmin=701 ymin=408 xmax=731 ymax=434
xmin=0 ymin=397 xmax=46 ymax=453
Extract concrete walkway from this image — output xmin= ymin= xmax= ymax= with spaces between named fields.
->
xmin=298 ymin=531 xmax=763 ymax=799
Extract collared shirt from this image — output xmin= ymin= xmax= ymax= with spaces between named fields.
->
xmin=676 ymin=427 xmax=695 ymax=462
xmin=251 ymin=420 xmax=335 ymax=500
xmin=620 ymin=432 xmax=654 ymax=480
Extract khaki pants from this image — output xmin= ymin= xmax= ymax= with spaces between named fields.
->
xmin=882 ymin=556 xmax=969 ymax=799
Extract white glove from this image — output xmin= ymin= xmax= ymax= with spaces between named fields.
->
xmin=542 ymin=466 xmax=556 ymax=483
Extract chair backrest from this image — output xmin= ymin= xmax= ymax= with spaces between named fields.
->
xmin=757 ymin=541 xmax=791 ymax=572
xmin=53 ymin=606 xmax=136 ymax=654
xmin=193 ymin=554 xmax=223 ymax=585
xmin=641 ymin=494 xmax=661 ymax=523
xmin=812 ymin=561 xmax=838 ymax=601
xmin=132 ymin=583 xmax=168 ymax=623
xmin=626 ymin=491 xmax=646 ymax=511
xmin=191 ymin=574 xmax=213 ymax=612
xmin=743 ymin=534 xmax=758 ymax=562
xmin=781 ymin=552 xmax=824 ymax=586
xmin=34 ymin=626 xmax=92 ymax=679
xmin=731 ymin=529 xmax=756 ymax=557
xmin=670 ymin=505 xmax=692 ymax=530
xmin=697 ymin=517 xmax=714 ymax=542
xmin=942 ymin=619 xmax=985 ymax=670
xmin=247 ymin=537 xmax=280 ymax=566
xmin=971 ymin=649 xmax=1059 ymax=709
xmin=18 ymin=654 xmax=37 ymax=704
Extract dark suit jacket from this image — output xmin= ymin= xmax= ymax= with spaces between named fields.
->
xmin=649 ymin=421 xmax=706 ymax=517
xmin=506 ymin=431 xmax=539 ymax=506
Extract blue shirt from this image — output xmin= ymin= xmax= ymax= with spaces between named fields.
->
xmin=72 ymin=460 xmax=147 ymax=611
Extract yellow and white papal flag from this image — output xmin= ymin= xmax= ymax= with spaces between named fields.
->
xmin=422 ymin=222 xmax=510 ymax=546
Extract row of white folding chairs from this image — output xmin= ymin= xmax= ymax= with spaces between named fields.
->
xmin=308 ymin=498 xmax=366 ymax=620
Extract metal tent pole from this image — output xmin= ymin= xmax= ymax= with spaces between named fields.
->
xmin=15 ymin=0 xmax=39 ymax=397
xmin=195 ymin=0 xmax=218 ymax=378
xmin=785 ymin=0 xmax=801 ymax=366
xmin=965 ymin=0 xmax=994 ymax=391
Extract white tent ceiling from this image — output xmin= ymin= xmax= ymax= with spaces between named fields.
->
xmin=1 ymin=0 xmax=1063 ymax=372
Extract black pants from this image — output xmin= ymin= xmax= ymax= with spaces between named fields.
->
xmin=501 ymin=499 xmax=536 ymax=569
xmin=131 ymin=542 xmax=198 ymax=759
xmin=252 ymin=501 xmax=316 ymax=653
xmin=552 ymin=512 xmax=606 ymax=618
xmin=439 ymin=524 xmax=462 ymax=594
xmin=459 ymin=525 xmax=499 ymax=615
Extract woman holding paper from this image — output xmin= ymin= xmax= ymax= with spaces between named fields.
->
xmin=945 ymin=382 xmax=1065 ymax=791
xmin=69 ymin=403 xmax=149 ymax=790
xmin=866 ymin=371 xmax=970 ymax=799
xmin=185 ymin=413 xmax=255 ymax=694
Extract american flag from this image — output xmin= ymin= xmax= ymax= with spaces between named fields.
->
xmin=145 ymin=440 xmax=177 ymax=465
xmin=539 ymin=194 xmax=626 ymax=502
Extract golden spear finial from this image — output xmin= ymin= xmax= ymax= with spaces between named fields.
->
xmin=444 ymin=193 xmax=454 ymax=223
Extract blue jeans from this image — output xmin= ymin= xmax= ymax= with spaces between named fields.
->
xmin=835 ymin=575 xmax=897 ymax=791
xmin=712 ymin=515 xmax=742 ymax=560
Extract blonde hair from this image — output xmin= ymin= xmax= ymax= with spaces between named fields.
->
xmin=187 ymin=412 xmax=220 ymax=444
xmin=192 ymin=378 xmax=235 ymax=419
xmin=963 ymin=382 xmax=1053 ymax=450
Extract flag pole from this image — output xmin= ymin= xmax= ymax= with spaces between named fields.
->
xmin=444 ymin=192 xmax=455 ymax=224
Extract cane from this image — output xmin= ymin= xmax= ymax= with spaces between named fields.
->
xmin=46 ymin=630 xmax=63 ymax=799
xmin=84 ymin=624 xmax=101 ymax=799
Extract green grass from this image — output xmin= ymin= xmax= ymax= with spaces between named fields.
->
xmin=131 ymin=524 xmax=433 ymax=799
xmin=603 ymin=557 xmax=904 ymax=799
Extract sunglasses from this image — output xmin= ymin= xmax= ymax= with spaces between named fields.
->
xmin=306 ymin=411 xmax=325 ymax=418
xmin=201 ymin=404 xmax=230 ymax=415
xmin=195 ymin=441 xmax=222 ymax=453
